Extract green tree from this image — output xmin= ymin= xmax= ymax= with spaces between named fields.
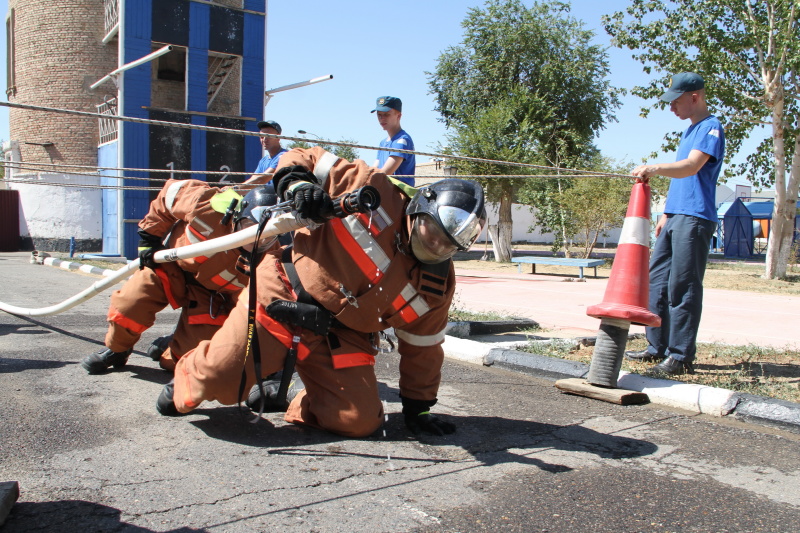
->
xmin=327 ymin=138 xmax=360 ymax=162
xmin=287 ymin=138 xmax=361 ymax=162
xmin=560 ymin=157 xmax=638 ymax=258
xmin=605 ymin=0 xmax=800 ymax=279
xmin=428 ymin=0 xmax=621 ymax=261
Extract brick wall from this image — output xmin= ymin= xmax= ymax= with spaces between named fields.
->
xmin=8 ymin=0 xmax=118 ymax=169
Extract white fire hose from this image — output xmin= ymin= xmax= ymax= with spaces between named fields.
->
xmin=0 ymin=212 xmax=305 ymax=317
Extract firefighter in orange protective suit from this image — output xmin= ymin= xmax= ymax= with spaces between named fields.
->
xmin=157 ymin=147 xmax=486 ymax=439
xmin=81 ymin=179 xmax=278 ymax=375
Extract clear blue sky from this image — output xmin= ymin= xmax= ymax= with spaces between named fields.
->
xmin=0 ymin=0 xmax=753 ymax=185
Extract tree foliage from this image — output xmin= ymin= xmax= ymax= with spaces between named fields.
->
xmin=604 ymin=0 xmax=800 ymax=278
xmin=428 ymin=0 xmax=621 ymax=261
xmin=287 ymin=138 xmax=360 ymax=162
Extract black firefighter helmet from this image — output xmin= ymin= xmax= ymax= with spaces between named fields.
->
xmin=233 ymin=185 xmax=279 ymax=251
xmin=406 ymin=179 xmax=486 ymax=264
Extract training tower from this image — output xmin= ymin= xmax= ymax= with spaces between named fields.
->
xmin=3 ymin=0 xmax=267 ymax=257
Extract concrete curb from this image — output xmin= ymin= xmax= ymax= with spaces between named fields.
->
xmin=0 ymin=481 xmax=19 ymax=526
xmin=34 ymin=252 xmax=118 ymax=277
xmin=442 ymin=335 xmax=800 ymax=433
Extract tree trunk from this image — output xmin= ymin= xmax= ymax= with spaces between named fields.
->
xmin=764 ymin=92 xmax=796 ymax=279
xmin=556 ymin=179 xmax=571 ymax=258
xmin=766 ymin=132 xmax=800 ymax=278
xmin=494 ymin=182 xmax=514 ymax=262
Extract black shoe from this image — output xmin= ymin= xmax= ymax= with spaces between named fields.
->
xmin=624 ymin=349 xmax=663 ymax=362
xmin=648 ymin=356 xmax=695 ymax=376
xmin=81 ymin=348 xmax=132 ymax=374
xmin=156 ymin=381 xmax=184 ymax=416
xmin=246 ymin=372 xmax=305 ymax=413
xmin=146 ymin=334 xmax=173 ymax=361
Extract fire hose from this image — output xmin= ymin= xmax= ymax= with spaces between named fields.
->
xmin=0 ymin=186 xmax=381 ymax=318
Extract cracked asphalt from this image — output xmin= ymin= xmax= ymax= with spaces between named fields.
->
xmin=2 ymin=252 xmax=799 ymax=532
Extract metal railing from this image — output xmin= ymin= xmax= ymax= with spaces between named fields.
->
xmin=104 ymin=0 xmax=119 ymax=35
xmin=97 ymin=98 xmax=118 ymax=144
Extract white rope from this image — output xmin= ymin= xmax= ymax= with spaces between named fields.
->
xmin=0 ymin=101 xmax=632 ymax=179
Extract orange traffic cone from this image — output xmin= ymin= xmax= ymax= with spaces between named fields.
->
xmin=586 ymin=182 xmax=660 ymax=327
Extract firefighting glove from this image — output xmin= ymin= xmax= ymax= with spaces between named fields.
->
xmin=137 ymin=230 xmax=165 ymax=271
xmin=401 ymin=396 xmax=456 ymax=437
xmin=285 ymin=181 xmax=334 ymax=223
xmin=273 ymin=165 xmax=317 ymax=198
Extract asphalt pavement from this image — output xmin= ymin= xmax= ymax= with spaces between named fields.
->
xmin=2 ymin=252 xmax=800 ymax=532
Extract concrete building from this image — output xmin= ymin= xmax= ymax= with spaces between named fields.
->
xmin=3 ymin=0 xmax=267 ymax=257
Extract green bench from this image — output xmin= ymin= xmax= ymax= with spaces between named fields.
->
xmin=511 ymin=256 xmax=605 ymax=279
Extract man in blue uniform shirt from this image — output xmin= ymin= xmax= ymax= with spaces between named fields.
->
xmin=626 ymin=72 xmax=726 ymax=375
xmin=252 ymin=120 xmax=287 ymax=180
xmin=371 ymin=96 xmax=416 ymax=186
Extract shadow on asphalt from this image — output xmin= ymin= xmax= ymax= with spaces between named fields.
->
xmin=1 ymin=316 xmax=107 ymax=347
xmin=0 ymin=357 xmax=74 ymax=373
xmin=185 ymin=404 xmax=658 ymax=475
xmin=4 ymin=500 xmax=207 ymax=533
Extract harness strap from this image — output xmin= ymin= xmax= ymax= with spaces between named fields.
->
xmin=280 ymin=246 xmax=317 ymax=305
xmin=237 ymin=210 xmax=272 ymax=420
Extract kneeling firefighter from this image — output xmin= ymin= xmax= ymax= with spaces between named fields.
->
xmin=158 ymin=147 xmax=486 ymax=440
xmin=82 ymin=180 xmax=279 ymax=375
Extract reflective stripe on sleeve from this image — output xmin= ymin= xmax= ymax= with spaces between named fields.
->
xmin=165 ymin=180 xmax=190 ymax=213
xmin=395 ymin=327 xmax=446 ymax=347
xmin=190 ymin=217 xmax=215 ymax=237
xmin=313 ymin=151 xmax=339 ymax=187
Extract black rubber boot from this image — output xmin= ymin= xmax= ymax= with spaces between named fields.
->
xmin=246 ymin=372 xmax=305 ymax=413
xmin=156 ymin=381 xmax=184 ymax=417
xmin=81 ymin=348 xmax=132 ymax=374
xmin=146 ymin=334 xmax=173 ymax=361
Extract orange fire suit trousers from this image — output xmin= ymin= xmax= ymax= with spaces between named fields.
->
xmin=173 ymin=257 xmax=385 ymax=438
xmin=105 ymin=266 xmax=234 ymax=370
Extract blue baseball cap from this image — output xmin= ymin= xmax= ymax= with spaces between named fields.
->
xmin=371 ymin=96 xmax=402 ymax=113
xmin=257 ymin=120 xmax=282 ymax=134
xmin=660 ymin=72 xmax=705 ymax=102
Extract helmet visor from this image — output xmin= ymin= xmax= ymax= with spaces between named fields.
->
xmin=437 ymin=205 xmax=483 ymax=250
xmin=410 ymin=214 xmax=458 ymax=264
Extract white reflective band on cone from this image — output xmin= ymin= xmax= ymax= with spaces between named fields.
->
xmin=618 ymin=217 xmax=650 ymax=247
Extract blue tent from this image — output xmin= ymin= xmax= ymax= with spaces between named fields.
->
xmin=720 ymin=198 xmax=754 ymax=258
xmin=716 ymin=198 xmax=800 ymax=258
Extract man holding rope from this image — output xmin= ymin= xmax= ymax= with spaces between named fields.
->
xmin=626 ymin=72 xmax=725 ymax=375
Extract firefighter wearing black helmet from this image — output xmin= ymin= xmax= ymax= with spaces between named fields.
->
xmin=81 ymin=180 xmax=279 ymax=375
xmin=160 ymin=147 xmax=487 ymax=440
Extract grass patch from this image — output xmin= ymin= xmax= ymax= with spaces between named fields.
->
xmin=448 ymin=307 xmax=519 ymax=322
xmin=560 ymin=338 xmax=800 ymax=403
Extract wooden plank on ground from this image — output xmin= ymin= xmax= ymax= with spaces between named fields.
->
xmin=555 ymin=378 xmax=649 ymax=405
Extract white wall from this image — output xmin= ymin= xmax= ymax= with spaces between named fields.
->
xmin=13 ymin=173 xmax=103 ymax=241
xmin=477 ymin=202 xmax=623 ymax=245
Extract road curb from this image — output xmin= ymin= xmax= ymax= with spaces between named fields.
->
xmin=33 ymin=252 xmax=118 ymax=277
xmin=0 ymin=481 xmax=19 ymax=526
xmin=442 ymin=335 xmax=800 ymax=433
xmin=731 ymin=394 xmax=800 ymax=432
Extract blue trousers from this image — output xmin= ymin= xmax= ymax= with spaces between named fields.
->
xmin=645 ymin=214 xmax=716 ymax=363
